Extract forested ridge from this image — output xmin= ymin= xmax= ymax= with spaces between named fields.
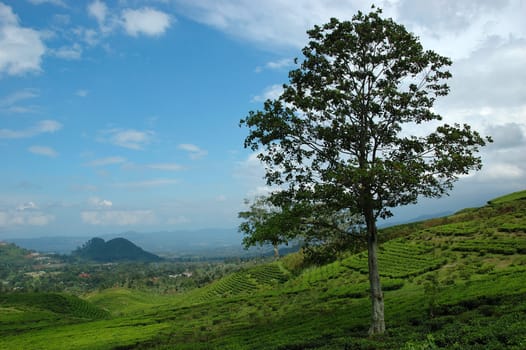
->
xmin=72 ymin=237 xmax=163 ymax=262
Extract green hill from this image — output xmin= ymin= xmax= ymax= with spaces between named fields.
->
xmin=0 ymin=242 xmax=32 ymax=265
xmin=0 ymin=292 xmax=109 ymax=320
xmin=0 ymin=242 xmax=36 ymax=281
xmin=1 ymin=191 xmax=525 ymax=349
xmin=72 ymin=237 xmax=163 ymax=262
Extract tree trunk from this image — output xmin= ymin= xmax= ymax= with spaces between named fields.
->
xmin=365 ymin=211 xmax=385 ymax=335
xmin=273 ymin=244 xmax=280 ymax=259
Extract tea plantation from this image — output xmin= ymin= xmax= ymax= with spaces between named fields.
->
xmin=1 ymin=191 xmax=525 ymax=349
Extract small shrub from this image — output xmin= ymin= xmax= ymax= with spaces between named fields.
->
xmin=423 ymin=273 xmax=442 ymax=317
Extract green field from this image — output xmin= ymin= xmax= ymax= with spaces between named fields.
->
xmin=1 ymin=191 xmax=526 ymax=349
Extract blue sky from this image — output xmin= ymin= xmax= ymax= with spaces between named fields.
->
xmin=1 ymin=0 xmax=525 ymax=238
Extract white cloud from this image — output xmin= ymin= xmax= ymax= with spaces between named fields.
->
xmin=52 ymin=14 xmax=70 ymax=26
xmin=247 ymin=186 xmax=275 ymax=198
xmin=88 ymin=197 xmax=113 ymax=208
xmin=255 ymin=58 xmax=294 ymax=73
xmin=178 ymin=144 xmax=200 ymax=153
xmin=0 ymin=3 xmax=46 ymax=76
xmin=251 ymin=84 xmax=283 ymax=102
xmin=0 ymin=88 xmax=39 ymax=113
xmin=175 ymin=1 xmax=524 ymax=58
xmin=444 ymin=37 xmax=526 ymax=110
xmin=266 ymin=58 xmax=294 ymax=69
xmin=397 ymin=1 xmax=506 ymax=34
xmin=0 ymin=120 xmax=62 ymax=139
xmin=26 ymin=214 xmax=54 ymax=226
xmin=85 ymin=1 xmax=121 ymax=40
xmin=35 ymin=120 xmax=61 ymax=132
xmin=88 ymin=0 xmax=108 ymax=28
xmin=16 ymin=201 xmax=37 ymax=211
xmin=234 ymin=152 xmax=278 ymax=199
xmin=479 ymin=162 xmax=525 ymax=181
xmin=178 ymin=143 xmax=208 ymax=159
xmin=27 ymin=0 xmax=67 ymax=7
xmin=147 ymin=163 xmax=185 ymax=171
xmin=235 ymin=152 xmax=264 ymax=180
xmin=470 ymin=121 xmax=526 ymax=185
xmin=100 ymin=128 xmax=154 ymax=150
xmin=50 ymin=43 xmax=82 ymax=60
xmin=74 ymin=27 xmax=99 ymax=46
xmin=85 ymin=156 xmax=126 ymax=167
xmin=396 ymin=0 xmax=525 ymax=60
xmin=0 ymin=88 xmax=38 ymax=106
xmin=99 ymin=199 xmax=112 ymax=207
xmin=0 ymin=202 xmax=54 ymax=227
xmin=486 ymin=123 xmax=525 ymax=150
xmin=75 ymin=89 xmax=89 ymax=97
xmin=61 ymin=2 xmax=174 ymax=58
xmin=81 ymin=210 xmax=155 ymax=225
xmin=121 ymin=7 xmax=172 ymax=37
xmin=28 ymin=145 xmax=59 ymax=157
xmin=174 ymin=0 xmax=376 ymax=49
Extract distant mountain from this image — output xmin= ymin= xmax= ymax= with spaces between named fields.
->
xmin=72 ymin=237 xmax=163 ymax=262
xmin=5 ymin=228 xmax=243 ymax=256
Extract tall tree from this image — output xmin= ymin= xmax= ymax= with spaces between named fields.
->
xmin=241 ymin=8 xmax=490 ymax=334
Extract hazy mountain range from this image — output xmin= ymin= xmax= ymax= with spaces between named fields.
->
xmin=5 ymin=229 xmax=245 ymax=257
xmin=3 ymin=210 xmax=455 ymax=257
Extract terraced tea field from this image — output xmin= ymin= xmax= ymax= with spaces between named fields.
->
xmin=341 ymin=240 xmax=445 ymax=278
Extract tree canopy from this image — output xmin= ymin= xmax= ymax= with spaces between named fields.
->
xmin=239 ymin=195 xmax=362 ymax=260
xmin=238 ymin=196 xmax=301 ymax=258
xmin=240 ymin=7 xmax=490 ymax=334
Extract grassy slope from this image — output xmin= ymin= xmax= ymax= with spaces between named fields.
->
xmin=1 ymin=191 xmax=526 ymax=349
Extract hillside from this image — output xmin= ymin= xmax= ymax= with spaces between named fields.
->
xmin=5 ymin=228 xmax=244 ymax=256
xmin=1 ymin=191 xmax=525 ymax=349
xmin=0 ymin=242 xmax=32 ymax=281
xmin=0 ymin=241 xmax=31 ymax=265
xmin=72 ymin=237 xmax=163 ymax=262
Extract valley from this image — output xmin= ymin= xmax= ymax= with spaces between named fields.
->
xmin=1 ymin=191 xmax=525 ymax=349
